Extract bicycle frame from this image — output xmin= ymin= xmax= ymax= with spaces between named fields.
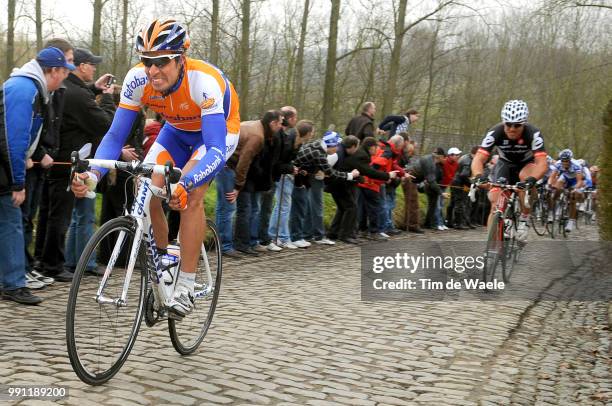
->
xmin=88 ymin=160 xmax=214 ymax=309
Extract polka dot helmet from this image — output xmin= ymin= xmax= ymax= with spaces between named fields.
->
xmin=501 ymin=100 xmax=529 ymax=123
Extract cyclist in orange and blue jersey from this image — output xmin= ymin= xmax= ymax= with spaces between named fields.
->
xmin=72 ymin=19 xmax=240 ymax=316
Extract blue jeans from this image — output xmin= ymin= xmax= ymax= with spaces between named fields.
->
xmin=215 ymin=167 xmax=237 ymax=253
xmin=0 ymin=195 xmax=26 ymax=290
xmin=435 ymin=188 xmax=446 ymax=227
xmin=249 ymin=192 xmax=262 ymax=247
xmin=234 ymin=190 xmax=260 ymax=250
xmin=379 ymin=185 xmax=397 ymax=232
xmin=290 ymin=186 xmax=310 ymax=242
xmin=257 ymin=185 xmax=275 ymax=245
xmin=65 ymin=196 xmax=97 ymax=270
xmin=22 ymin=167 xmax=44 ymax=271
xmin=308 ymin=178 xmax=325 ymax=240
xmin=269 ymin=175 xmax=294 ymax=243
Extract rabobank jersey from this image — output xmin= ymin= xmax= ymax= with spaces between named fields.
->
xmin=553 ymin=159 xmax=582 ymax=180
xmin=478 ymin=123 xmax=546 ymax=164
xmin=119 ymin=57 xmax=240 ymax=134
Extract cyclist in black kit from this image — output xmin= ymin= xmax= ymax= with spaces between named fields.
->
xmin=471 ymin=100 xmax=548 ymax=242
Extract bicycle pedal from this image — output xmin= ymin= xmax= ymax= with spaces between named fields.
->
xmin=167 ymin=309 xmax=185 ymax=321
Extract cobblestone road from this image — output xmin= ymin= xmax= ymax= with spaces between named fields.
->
xmin=1 ymin=225 xmax=609 ymax=405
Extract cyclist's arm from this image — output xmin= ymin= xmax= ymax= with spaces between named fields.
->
xmin=531 ymin=154 xmax=548 ymax=180
xmin=472 ymin=128 xmax=496 ymax=178
xmin=471 ymin=151 xmax=488 ymax=178
xmin=548 ymin=169 xmax=559 ymax=186
xmin=91 ymin=66 xmax=145 ymax=178
xmin=575 ymin=172 xmax=584 ymax=189
xmin=91 ymin=107 xmax=139 ymax=178
xmin=181 ymin=113 xmax=227 ymax=191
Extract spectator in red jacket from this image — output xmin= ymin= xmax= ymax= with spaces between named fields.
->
xmin=357 ymin=138 xmax=401 ymax=240
xmin=375 ymin=135 xmax=408 ymax=236
xmin=143 ymin=113 xmax=163 ymax=156
xmin=442 ymin=147 xmax=461 ymax=228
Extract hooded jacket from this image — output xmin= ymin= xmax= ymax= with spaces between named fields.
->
xmin=0 ymin=59 xmax=49 ymax=194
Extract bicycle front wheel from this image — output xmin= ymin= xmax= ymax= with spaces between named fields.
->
xmin=66 ymin=216 xmax=148 ymax=385
xmin=483 ymin=213 xmax=504 ymax=285
xmin=502 ymin=209 xmax=518 ymax=284
xmin=531 ymin=198 xmax=547 ymax=236
xmin=168 ymin=219 xmax=222 ymax=355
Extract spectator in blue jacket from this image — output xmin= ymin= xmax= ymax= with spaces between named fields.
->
xmin=0 ymin=47 xmax=74 ymax=305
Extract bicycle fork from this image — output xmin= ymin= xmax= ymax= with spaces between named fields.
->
xmin=95 ymin=219 xmax=145 ymax=307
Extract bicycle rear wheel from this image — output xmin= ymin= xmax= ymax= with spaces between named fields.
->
xmin=483 ymin=213 xmax=504 ymax=285
xmin=168 ymin=219 xmax=222 ymax=355
xmin=66 ymin=216 xmax=148 ymax=385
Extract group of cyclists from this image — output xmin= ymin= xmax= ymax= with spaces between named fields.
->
xmin=70 ymin=19 xmax=598 ymax=317
xmin=471 ymin=99 xmax=598 ymax=242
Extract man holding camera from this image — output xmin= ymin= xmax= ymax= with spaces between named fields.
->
xmin=38 ymin=47 xmax=116 ymax=282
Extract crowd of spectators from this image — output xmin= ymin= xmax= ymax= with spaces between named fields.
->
xmin=0 ymin=39 xmax=491 ymax=305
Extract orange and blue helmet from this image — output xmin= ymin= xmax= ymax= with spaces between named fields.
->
xmin=135 ymin=19 xmax=190 ymax=53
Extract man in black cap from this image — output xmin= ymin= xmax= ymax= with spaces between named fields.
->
xmin=38 ymin=47 xmax=116 ymax=282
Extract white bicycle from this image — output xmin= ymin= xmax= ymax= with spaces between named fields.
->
xmin=65 ymin=145 xmax=222 ymax=385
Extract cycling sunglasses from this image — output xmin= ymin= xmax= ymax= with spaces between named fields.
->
xmin=139 ymin=53 xmax=181 ymax=68
xmin=504 ymin=122 xmax=525 ymax=129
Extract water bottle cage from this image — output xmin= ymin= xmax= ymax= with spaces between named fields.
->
xmin=160 ymin=260 xmax=179 ymax=286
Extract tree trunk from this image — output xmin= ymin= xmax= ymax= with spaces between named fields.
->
xmin=92 ymin=0 xmax=104 ymax=55
xmin=210 ymin=0 xmax=220 ymax=65
xmin=239 ymin=0 xmax=251 ymax=119
xmin=5 ymin=0 xmax=16 ymax=78
xmin=261 ymin=40 xmax=279 ymax=111
xmin=35 ymin=0 xmax=42 ymax=51
xmin=119 ymin=0 xmax=128 ymax=76
xmin=381 ymin=0 xmax=407 ymax=117
xmin=292 ymin=0 xmax=310 ymax=112
xmin=419 ymin=22 xmax=441 ymax=154
xmin=600 ymin=99 xmax=612 ymax=241
xmin=322 ymin=0 xmax=341 ymax=129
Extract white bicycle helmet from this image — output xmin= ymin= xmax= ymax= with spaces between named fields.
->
xmin=501 ymin=100 xmax=529 ymax=123
xmin=559 ymin=149 xmax=573 ymax=161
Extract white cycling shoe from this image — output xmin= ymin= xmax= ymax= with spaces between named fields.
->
xmin=168 ymin=285 xmax=195 ymax=317
xmin=516 ymin=220 xmax=529 ymax=243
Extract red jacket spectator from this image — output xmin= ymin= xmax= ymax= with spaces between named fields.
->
xmin=143 ymin=119 xmax=162 ymax=156
xmin=358 ymin=140 xmax=405 ymax=193
xmin=441 ymin=157 xmax=458 ymax=187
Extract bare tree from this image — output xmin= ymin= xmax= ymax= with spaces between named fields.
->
xmin=35 ymin=0 xmax=42 ymax=50
xmin=381 ymin=0 xmax=456 ymax=116
xmin=239 ymin=0 xmax=251 ymax=118
xmin=322 ymin=0 xmax=341 ymax=128
xmin=210 ymin=0 xmax=220 ymax=65
xmin=601 ymin=98 xmax=612 ymax=240
xmin=92 ymin=0 xmax=109 ymax=54
xmin=5 ymin=0 xmax=16 ymax=78
xmin=118 ymin=0 xmax=128 ymax=76
xmin=292 ymin=0 xmax=311 ymax=111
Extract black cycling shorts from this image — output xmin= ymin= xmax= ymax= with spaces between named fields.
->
xmin=490 ymin=160 xmax=533 ymax=185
